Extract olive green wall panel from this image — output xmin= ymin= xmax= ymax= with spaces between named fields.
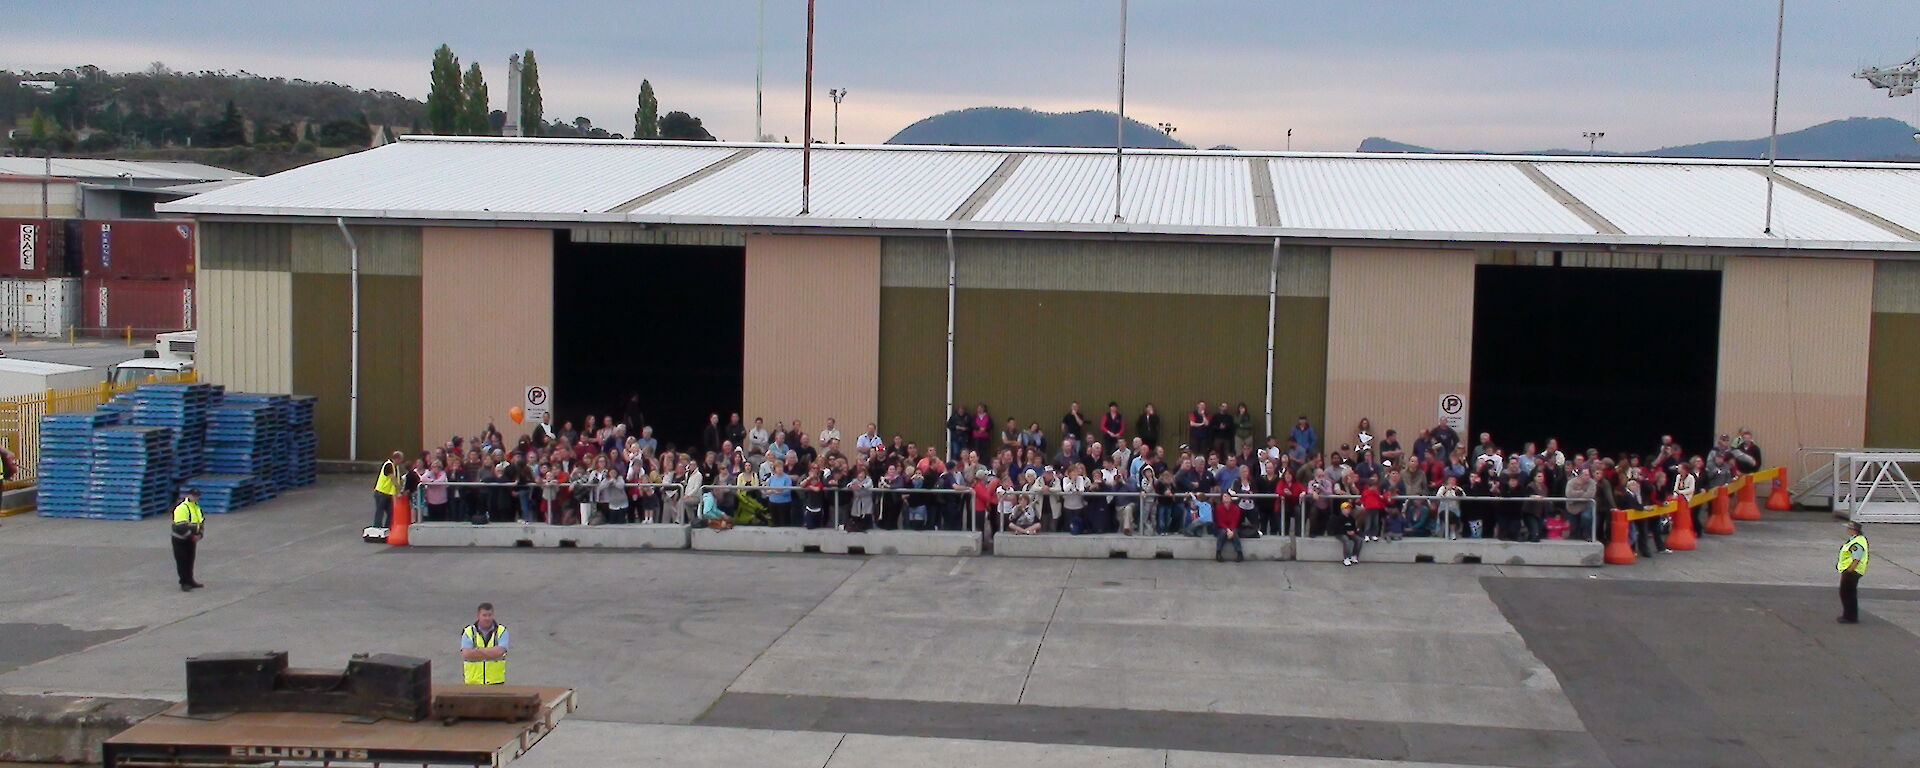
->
xmin=291 ymin=273 xmax=422 ymax=460
xmin=877 ymin=287 xmax=948 ymax=451
xmin=1867 ymin=312 xmax=1920 ymax=448
xmin=877 ymin=286 xmax=1327 ymax=459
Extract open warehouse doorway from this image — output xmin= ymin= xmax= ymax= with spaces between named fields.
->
xmin=1469 ymin=262 xmax=1721 ymax=457
xmin=552 ymin=233 xmax=744 ymax=451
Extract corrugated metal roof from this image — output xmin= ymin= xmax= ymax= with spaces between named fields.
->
xmin=1535 ymin=162 xmax=1905 ymax=243
xmin=0 ymin=157 xmax=249 ymax=182
xmin=159 ymin=136 xmax=1920 ymax=252
xmin=972 ymin=153 xmax=1256 ymax=227
xmin=1776 ymin=166 xmax=1920 ymax=236
xmin=635 ymin=147 xmax=1002 ymax=220
xmin=174 ymin=141 xmax=734 ymax=216
xmin=1268 ymin=157 xmax=1595 ymax=235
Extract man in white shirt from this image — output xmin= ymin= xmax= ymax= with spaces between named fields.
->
xmin=856 ymin=424 xmax=883 ymax=452
xmin=818 ymin=418 xmax=841 ymax=447
xmin=746 ymin=418 xmax=770 ymax=454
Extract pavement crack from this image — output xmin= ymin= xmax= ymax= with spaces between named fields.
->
xmin=1017 ymin=560 xmax=1071 ymax=705
xmin=820 ymin=733 xmax=847 ymax=767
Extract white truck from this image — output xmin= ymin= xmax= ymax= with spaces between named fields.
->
xmin=109 ymin=330 xmax=196 ymax=386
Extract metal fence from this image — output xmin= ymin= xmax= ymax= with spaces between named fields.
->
xmin=0 ymin=368 xmax=199 ymax=485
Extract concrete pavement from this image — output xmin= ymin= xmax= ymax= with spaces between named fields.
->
xmin=1 ymin=476 xmax=1916 ymax=766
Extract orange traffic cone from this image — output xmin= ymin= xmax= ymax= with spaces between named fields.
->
xmin=1604 ymin=508 xmax=1636 ymax=565
xmin=1705 ymin=486 xmax=1736 ymax=535
xmin=1766 ymin=468 xmax=1792 ymax=511
xmin=1732 ymin=474 xmax=1762 ymax=521
xmin=1668 ymin=495 xmax=1698 ymax=551
xmin=389 ymin=492 xmax=412 ymax=546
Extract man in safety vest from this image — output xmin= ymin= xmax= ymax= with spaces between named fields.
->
xmin=459 ymin=602 xmax=509 ymax=685
xmin=372 ymin=451 xmax=402 ymax=532
xmin=1838 ymin=520 xmax=1869 ymax=624
xmin=171 ymin=488 xmax=205 ymax=592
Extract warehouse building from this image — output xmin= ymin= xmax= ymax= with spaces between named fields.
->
xmin=159 ymin=136 xmax=1920 ymax=461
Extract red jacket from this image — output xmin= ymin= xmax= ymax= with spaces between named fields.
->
xmin=1214 ymin=502 xmax=1242 ymax=531
xmin=1361 ymin=487 xmax=1387 ymax=510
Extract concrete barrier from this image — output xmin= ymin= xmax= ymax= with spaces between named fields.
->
xmin=993 ymin=533 xmax=1294 ymax=561
xmin=0 ymin=694 xmax=169 ymax=764
xmin=407 ymin=522 xmax=690 ymax=550
xmin=691 ymin=526 xmax=983 ymax=556
xmin=1294 ymin=536 xmax=1603 ymax=567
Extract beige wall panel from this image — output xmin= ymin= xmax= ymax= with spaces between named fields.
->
xmin=0 ymin=181 xmax=78 ymax=217
xmin=196 ymin=268 xmax=291 ymax=393
xmin=420 ymin=228 xmax=553 ymax=445
xmin=1324 ymin=247 xmax=1474 ymax=454
xmin=1716 ymin=256 xmax=1872 ymax=454
xmin=743 ymin=234 xmax=879 ymax=446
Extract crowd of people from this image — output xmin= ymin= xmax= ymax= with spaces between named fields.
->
xmin=395 ymin=400 xmax=1768 ymax=562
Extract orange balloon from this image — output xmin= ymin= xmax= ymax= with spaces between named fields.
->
xmin=509 ymin=406 xmax=525 ymax=424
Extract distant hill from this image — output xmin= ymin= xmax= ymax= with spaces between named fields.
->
xmin=888 ymin=107 xmax=1190 ymax=149
xmin=1358 ymin=117 xmax=1920 ymax=161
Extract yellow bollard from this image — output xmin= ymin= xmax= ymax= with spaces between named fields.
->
xmin=125 ymin=326 xmax=132 ymax=346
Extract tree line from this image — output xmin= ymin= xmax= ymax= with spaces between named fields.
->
xmin=5 ymin=52 xmax=716 ymax=156
xmin=426 ymin=44 xmax=712 ymax=141
xmin=4 ymin=64 xmax=419 ymax=153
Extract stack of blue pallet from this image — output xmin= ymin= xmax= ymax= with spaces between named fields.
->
xmin=125 ymin=383 xmax=217 ymax=484
xmin=86 ymin=426 xmax=175 ymax=520
xmin=36 ymin=411 xmax=120 ymax=518
xmin=218 ymin=393 xmax=291 ymax=492
xmin=181 ymin=474 xmax=269 ymax=514
xmin=288 ymin=396 xmax=317 ymax=487
xmin=202 ymin=404 xmax=279 ymax=503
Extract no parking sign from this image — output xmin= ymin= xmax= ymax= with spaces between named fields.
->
xmin=524 ymin=385 xmax=550 ymax=424
xmin=1437 ymin=393 xmax=1467 ymax=432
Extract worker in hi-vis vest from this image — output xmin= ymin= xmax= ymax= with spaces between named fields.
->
xmin=460 ymin=602 xmax=509 ymax=685
xmin=170 ymin=488 xmax=205 ymax=592
xmin=373 ymin=451 xmax=402 ymax=530
xmin=1838 ymin=520 xmax=1870 ymax=624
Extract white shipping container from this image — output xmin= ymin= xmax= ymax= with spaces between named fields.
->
xmin=0 ymin=278 xmax=80 ymax=337
xmin=0 ymin=358 xmax=105 ymax=398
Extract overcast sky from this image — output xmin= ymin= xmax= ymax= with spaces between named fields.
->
xmin=14 ymin=1 xmax=1920 ymax=151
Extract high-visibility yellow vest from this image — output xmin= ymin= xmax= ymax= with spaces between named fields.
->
xmin=462 ymin=623 xmax=506 ymax=685
xmin=172 ymin=499 xmax=203 ymax=527
xmin=375 ymin=461 xmax=398 ymax=496
xmin=1838 ymin=535 xmax=1869 ymax=576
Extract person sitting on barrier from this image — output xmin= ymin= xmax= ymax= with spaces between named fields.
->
xmin=697 ymin=489 xmax=732 ymax=529
xmin=1007 ymin=476 xmax=1043 ymax=535
xmin=1521 ymin=476 xmax=1550 ymax=543
xmin=1182 ymin=493 xmax=1214 ymax=537
xmin=1214 ymin=492 xmax=1246 ymax=562
xmin=1358 ymin=475 xmax=1388 ymax=542
xmin=1338 ymin=502 xmax=1362 ymax=566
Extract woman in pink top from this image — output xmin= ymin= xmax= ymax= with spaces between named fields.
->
xmin=971 ymin=404 xmax=992 ymax=456
xmin=422 ymin=460 xmax=450 ymax=521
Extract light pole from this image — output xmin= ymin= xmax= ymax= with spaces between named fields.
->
xmin=1286 ymin=128 xmax=1292 ymax=151
xmin=829 ymin=88 xmax=847 ymax=144
xmin=1582 ymin=131 xmax=1605 ymax=155
xmin=1763 ymin=0 xmax=1785 ymax=235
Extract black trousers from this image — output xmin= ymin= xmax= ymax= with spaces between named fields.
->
xmin=172 ymin=537 xmax=196 ymax=586
xmin=1840 ymin=571 xmax=1862 ymax=621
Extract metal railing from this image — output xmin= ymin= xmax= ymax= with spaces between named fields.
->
xmin=415 ymin=480 xmax=682 ymax=525
xmin=0 ymin=368 xmax=199 ymax=485
xmin=700 ymin=483 xmax=978 ymax=532
xmin=1313 ymin=493 xmax=1600 ymax=543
